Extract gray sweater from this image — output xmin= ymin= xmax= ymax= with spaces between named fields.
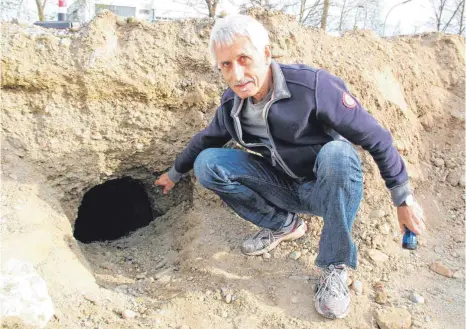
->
xmin=240 ymin=88 xmax=273 ymax=145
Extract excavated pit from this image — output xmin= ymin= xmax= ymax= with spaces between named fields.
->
xmin=72 ymin=166 xmax=195 ymax=244
xmin=73 ymin=177 xmax=157 ymax=243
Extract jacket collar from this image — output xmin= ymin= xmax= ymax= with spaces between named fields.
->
xmin=270 ymin=59 xmax=291 ymax=99
xmin=231 ymin=59 xmax=291 ymax=117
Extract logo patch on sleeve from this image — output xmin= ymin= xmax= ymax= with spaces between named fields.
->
xmin=342 ymin=92 xmax=357 ymax=109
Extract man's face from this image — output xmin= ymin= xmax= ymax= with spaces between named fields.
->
xmin=214 ymin=36 xmax=271 ymax=99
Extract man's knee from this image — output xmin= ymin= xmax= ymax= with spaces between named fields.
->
xmin=316 ymin=141 xmax=362 ymax=180
xmin=194 ymin=148 xmax=230 ymax=188
xmin=194 ymin=149 xmax=215 ymax=185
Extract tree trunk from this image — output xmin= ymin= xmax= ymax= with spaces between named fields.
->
xmin=206 ymin=0 xmax=218 ymax=18
xmin=459 ymin=0 xmax=465 ymax=35
xmin=299 ymin=0 xmax=306 ymax=23
xmin=35 ymin=0 xmax=46 ymax=21
xmin=339 ymin=0 xmax=347 ymax=31
xmin=435 ymin=0 xmax=447 ymax=31
xmin=363 ymin=7 xmax=368 ymax=29
xmin=321 ymin=0 xmax=329 ymax=30
xmin=442 ymin=0 xmax=462 ymax=32
xmin=211 ymin=0 xmax=218 ymax=17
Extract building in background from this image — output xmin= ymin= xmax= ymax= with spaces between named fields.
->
xmin=67 ymin=0 xmax=172 ymax=23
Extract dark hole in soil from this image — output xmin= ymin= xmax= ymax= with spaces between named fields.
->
xmin=73 ymin=177 xmax=158 ymax=243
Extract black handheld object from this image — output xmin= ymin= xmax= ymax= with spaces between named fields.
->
xmin=402 ymin=227 xmax=417 ymax=250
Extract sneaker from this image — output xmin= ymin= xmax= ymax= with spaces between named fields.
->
xmin=314 ymin=264 xmax=350 ymax=319
xmin=241 ymin=215 xmax=307 ymax=256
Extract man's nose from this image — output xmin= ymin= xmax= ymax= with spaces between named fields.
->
xmin=232 ymin=62 xmax=244 ymax=82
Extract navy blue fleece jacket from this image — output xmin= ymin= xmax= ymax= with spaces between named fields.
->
xmin=168 ymin=61 xmax=411 ymax=206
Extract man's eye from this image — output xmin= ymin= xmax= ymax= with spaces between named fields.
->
xmin=222 ymin=62 xmax=231 ymax=68
xmin=240 ymin=56 xmax=249 ymax=63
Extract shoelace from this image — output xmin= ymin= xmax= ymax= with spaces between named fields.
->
xmin=313 ymin=267 xmax=348 ymax=302
xmin=249 ymin=228 xmax=274 ymax=248
xmin=247 ymin=218 xmax=298 ymax=249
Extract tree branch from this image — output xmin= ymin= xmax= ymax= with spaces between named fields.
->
xmin=442 ymin=0 xmax=463 ymax=32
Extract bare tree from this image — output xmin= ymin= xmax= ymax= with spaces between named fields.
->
xmin=1 ymin=0 xmax=17 ymax=20
xmin=321 ymin=0 xmax=329 ymax=29
xmin=447 ymin=0 xmax=466 ymax=35
xmin=35 ymin=0 xmax=48 ymax=21
xmin=352 ymin=4 xmax=363 ymax=29
xmin=1 ymin=0 xmax=55 ymax=22
xmin=458 ymin=0 xmax=465 ymax=34
xmin=337 ymin=0 xmax=347 ymax=30
xmin=238 ymin=0 xmax=296 ymax=12
xmin=441 ymin=0 xmax=463 ymax=32
xmin=329 ymin=0 xmax=381 ymax=32
xmin=431 ymin=0 xmax=448 ymax=30
xmin=358 ymin=0 xmax=380 ymax=31
xmin=412 ymin=24 xmax=422 ymax=34
xmin=299 ymin=0 xmax=306 ymax=22
xmin=246 ymin=0 xmax=277 ymax=9
xmin=296 ymin=0 xmax=324 ymax=27
xmin=430 ymin=0 xmax=465 ymax=33
xmin=336 ymin=0 xmax=359 ymax=31
xmin=391 ymin=20 xmax=402 ymax=35
xmin=234 ymin=0 xmax=382 ymax=34
xmin=1 ymin=0 xmax=26 ymax=21
xmin=206 ymin=0 xmax=221 ymax=17
xmin=173 ymin=0 xmax=221 ymax=18
xmin=235 ymin=0 xmax=335 ymax=31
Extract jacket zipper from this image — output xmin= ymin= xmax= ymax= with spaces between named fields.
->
xmin=271 ymin=150 xmax=277 ymax=166
xmin=262 ymin=98 xmax=299 ymax=178
xmin=232 ymin=97 xmax=299 ymax=179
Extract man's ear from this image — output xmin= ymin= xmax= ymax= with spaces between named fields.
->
xmin=264 ymin=45 xmax=272 ymax=65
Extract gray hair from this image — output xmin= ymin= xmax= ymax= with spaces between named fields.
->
xmin=209 ymin=14 xmax=270 ymax=64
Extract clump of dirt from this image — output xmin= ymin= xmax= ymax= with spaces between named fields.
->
xmin=1 ymin=9 xmax=464 ymax=329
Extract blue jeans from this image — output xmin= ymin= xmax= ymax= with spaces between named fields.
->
xmin=193 ymin=141 xmax=363 ymax=269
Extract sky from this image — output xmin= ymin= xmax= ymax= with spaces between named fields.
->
xmin=382 ymin=0 xmax=435 ymax=35
xmin=8 ymin=0 xmax=441 ymax=36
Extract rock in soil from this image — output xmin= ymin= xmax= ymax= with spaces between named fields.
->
xmin=121 ymin=309 xmax=137 ymax=319
xmin=430 ymin=262 xmax=453 ymax=277
xmin=367 ymin=249 xmax=389 ymax=265
xmin=351 ymin=280 xmax=363 ymax=294
xmin=375 ymin=291 xmax=388 ymax=304
xmin=375 ymin=307 xmax=412 ymax=329
xmin=447 ymin=170 xmax=462 ymax=187
xmin=409 ymin=292 xmax=425 ymax=304
xmin=370 ymin=209 xmax=386 ymax=219
xmin=289 ymin=251 xmax=302 ymax=260
xmin=83 ymin=293 xmax=99 ymax=305
xmin=433 ymin=158 xmax=445 ymax=167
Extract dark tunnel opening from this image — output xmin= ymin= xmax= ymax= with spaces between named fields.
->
xmin=73 ymin=177 xmax=159 ymax=243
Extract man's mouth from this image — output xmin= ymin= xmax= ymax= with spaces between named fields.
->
xmin=235 ymin=81 xmax=253 ymax=91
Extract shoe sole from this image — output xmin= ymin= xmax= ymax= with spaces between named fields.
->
xmin=242 ymin=221 xmax=307 ymax=256
xmin=314 ymin=299 xmax=350 ymax=319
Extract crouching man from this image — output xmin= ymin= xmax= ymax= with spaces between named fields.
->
xmin=155 ymin=14 xmax=425 ymax=319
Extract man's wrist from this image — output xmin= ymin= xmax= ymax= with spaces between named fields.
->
xmin=398 ymin=194 xmax=414 ymax=207
xmin=390 ymin=181 xmax=411 ymax=206
xmin=167 ymin=165 xmax=183 ymax=183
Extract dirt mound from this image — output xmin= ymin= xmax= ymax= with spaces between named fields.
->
xmin=1 ymin=9 xmax=464 ymax=329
